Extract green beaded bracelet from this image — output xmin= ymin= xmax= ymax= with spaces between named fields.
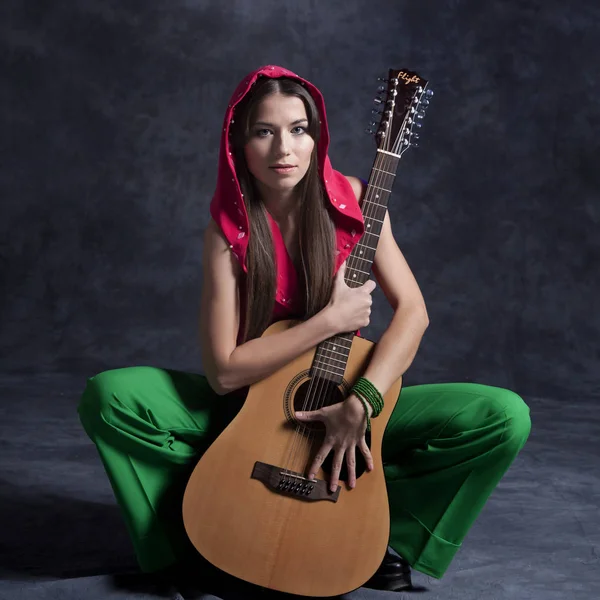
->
xmin=350 ymin=376 xmax=385 ymax=432
xmin=352 ymin=377 xmax=384 ymax=417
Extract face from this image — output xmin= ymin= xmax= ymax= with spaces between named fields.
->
xmin=244 ymin=92 xmax=315 ymax=201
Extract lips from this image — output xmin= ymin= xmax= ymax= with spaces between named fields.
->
xmin=270 ymin=165 xmax=295 ymax=168
xmin=269 ymin=165 xmax=297 ymax=175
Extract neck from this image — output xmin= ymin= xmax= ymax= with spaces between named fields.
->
xmin=257 ymin=183 xmax=301 ymax=225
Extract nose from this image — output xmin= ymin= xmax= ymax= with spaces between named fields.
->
xmin=273 ymin=130 xmax=292 ymax=157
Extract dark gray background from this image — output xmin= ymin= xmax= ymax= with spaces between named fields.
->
xmin=1 ymin=2 xmax=600 ymax=599
xmin=2 ymin=1 xmax=599 ymax=402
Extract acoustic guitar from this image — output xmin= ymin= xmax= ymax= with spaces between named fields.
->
xmin=183 ymin=68 xmax=433 ymax=597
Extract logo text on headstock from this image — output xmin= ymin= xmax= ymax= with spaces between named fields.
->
xmin=397 ymin=71 xmax=421 ymax=86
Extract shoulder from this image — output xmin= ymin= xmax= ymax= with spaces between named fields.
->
xmin=204 ymin=217 xmax=242 ymax=277
xmin=204 ymin=217 xmax=229 ymax=252
xmin=343 ymin=175 xmax=366 ymax=206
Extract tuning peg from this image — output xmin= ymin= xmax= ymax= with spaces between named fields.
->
xmin=373 ymin=98 xmax=384 ymax=105
xmin=421 ymin=98 xmax=430 ymax=106
xmin=365 ymin=128 xmax=376 ymax=135
xmin=425 ymin=89 xmax=434 ymax=97
xmin=412 ymin=133 xmax=420 ymax=140
xmin=411 ymin=141 xmax=419 ymax=148
xmin=371 ymin=108 xmax=383 ymax=115
xmin=414 ymin=121 xmax=423 ymax=128
xmin=377 ymin=85 xmax=386 ymax=93
xmin=377 ymin=77 xmax=388 ymax=82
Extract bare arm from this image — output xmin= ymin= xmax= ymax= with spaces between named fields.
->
xmin=343 ymin=176 xmax=429 ymax=400
xmin=219 ymin=308 xmax=336 ymax=395
xmin=199 ymin=218 xmax=338 ymax=396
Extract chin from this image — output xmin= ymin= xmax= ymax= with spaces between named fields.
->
xmin=265 ymin=173 xmax=303 ymax=187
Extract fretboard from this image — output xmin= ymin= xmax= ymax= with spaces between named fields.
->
xmin=311 ymin=153 xmax=400 ymax=383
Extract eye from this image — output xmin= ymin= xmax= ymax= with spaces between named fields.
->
xmin=292 ymin=126 xmax=307 ymax=134
xmin=255 ymin=128 xmax=271 ymax=137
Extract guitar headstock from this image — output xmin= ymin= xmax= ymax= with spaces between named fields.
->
xmin=367 ymin=68 xmax=433 ymax=156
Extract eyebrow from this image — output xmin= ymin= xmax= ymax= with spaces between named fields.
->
xmin=253 ymin=118 xmax=308 ymax=127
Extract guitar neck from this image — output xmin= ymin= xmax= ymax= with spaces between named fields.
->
xmin=345 ymin=151 xmax=400 ymax=288
xmin=311 ymin=150 xmax=401 ymax=384
xmin=309 ymin=67 xmax=432 ymax=384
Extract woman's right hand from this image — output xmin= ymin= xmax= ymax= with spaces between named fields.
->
xmin=326 ymin=260 xmax=377 ymax=334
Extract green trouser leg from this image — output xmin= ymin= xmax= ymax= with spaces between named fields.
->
xmin=78 ymin=367 xmax=241 ymax=572
xmin=78 ymin=368 xmax=531 ymax=577
xmin=382 ymin=382 xmax=531 ymax=578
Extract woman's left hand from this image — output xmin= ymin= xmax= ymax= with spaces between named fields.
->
xmin=294 ymin=394 xmax=374 ymax=492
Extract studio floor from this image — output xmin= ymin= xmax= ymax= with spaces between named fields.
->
xmin=1 ymin=373 xmax=598 ymax=600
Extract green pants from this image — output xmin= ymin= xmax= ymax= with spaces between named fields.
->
xmin=77 ymin=366 xmax=531 ymax=579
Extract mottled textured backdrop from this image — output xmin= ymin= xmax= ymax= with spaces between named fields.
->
xmin=1 ymin=0 xmax=598 ymax=401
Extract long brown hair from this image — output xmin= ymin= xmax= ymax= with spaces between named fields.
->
xmin=230 ymin=77 xmax=336 ymax=344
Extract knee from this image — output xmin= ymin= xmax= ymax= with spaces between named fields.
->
xmin=495 ymin=389 xmax=531 ymax=453
xmin=77 ymin=367 xmax=138 ymax=433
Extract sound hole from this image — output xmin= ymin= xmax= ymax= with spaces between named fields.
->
xmin=291 ymin=378 xmax=371 ymax=482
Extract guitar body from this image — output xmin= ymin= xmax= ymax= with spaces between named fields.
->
xmin=183 ymin=319 xmax=402 ymax=597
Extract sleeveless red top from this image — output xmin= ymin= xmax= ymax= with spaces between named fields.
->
xmin=209 ymin=65 xmax=366 ymax=346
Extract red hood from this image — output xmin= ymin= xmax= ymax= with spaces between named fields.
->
xmin=209 ymin=64 xmax=365 ymax=276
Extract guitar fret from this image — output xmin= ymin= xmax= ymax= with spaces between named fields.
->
xmin=348 ymin=253 xmax=374 ymax=260
xmin=370 ymin=184 xmax=392 ymax=193
xmin=362 ymin=199 xmax=387 ymax=208
xmin=317 ymin=347 xmax=349 ymax=360
xmin=320 ymin=344 xmax=350 ymax=355
xmin=346 ymin=266 xmax=371 ymax=276
xmin=313 ymin=362 xmax=345 ymax=376
xmin=327 ymin=335 xmax=352 ymax=347
xmin=314 ymin=355 xmax=347 ymax=368
xmin=372 ymin=166 xmax=396 ymax=177
xmin=354 ymin=240 xmax=378 ymax=252
xmin=362 ymin=230 xmax=383 ymax=238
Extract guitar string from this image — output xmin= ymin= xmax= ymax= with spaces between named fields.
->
xmin=278 ymin=162 xmax=380 ymax=480
xmin=294 ymin=147 xmax=394 ymax=480
xmin=293 ymin=85 xmax=415 ymax=480
xmin=287 ymin=94 xmax=398 ymax=479
xmin=283 ymin=81 xmax=415 ymax=481
xmin=276 ymin=83 xmax=425 ymax=491
xmin=289 ymin=135 xmax=394 ymax=479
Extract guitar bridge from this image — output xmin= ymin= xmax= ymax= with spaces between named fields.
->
xmin=251 ymin=461 xmax=340 ymax=502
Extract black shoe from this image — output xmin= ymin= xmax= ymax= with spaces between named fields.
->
xmin=363 ymin=548 xmax=413 ymax=592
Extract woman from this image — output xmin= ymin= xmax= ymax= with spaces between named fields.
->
xmin=78 ymin=65 xmax=531 ymax=593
